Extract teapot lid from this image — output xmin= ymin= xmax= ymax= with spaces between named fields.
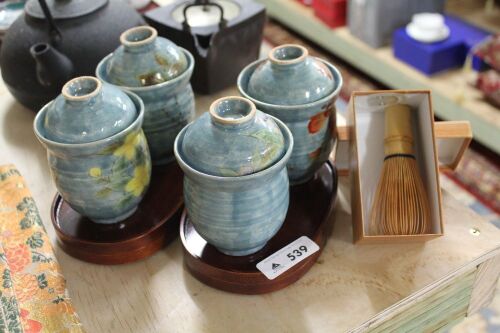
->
xmin=179 ymin=96 xmax=286 ymax=177
xmin=25 ymin=0 xmax=108 ymax=20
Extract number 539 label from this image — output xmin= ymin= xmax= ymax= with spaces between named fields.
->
xmin=256 ymin=236 xmax=320 ymax=280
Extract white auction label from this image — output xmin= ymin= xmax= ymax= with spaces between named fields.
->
xmin=256 ymin=236 xmax=320 ymax=280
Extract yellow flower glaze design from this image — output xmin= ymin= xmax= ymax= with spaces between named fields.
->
xmin=89 ymin=167 xmax=102 ymax=178
xmin=125 ymin=165 xmax=150 ymax=197
xmin=113 ymin=132 xmax=141 ymax=160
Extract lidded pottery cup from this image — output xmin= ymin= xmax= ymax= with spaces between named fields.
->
xmin=174 ymin=96 xmax=294 ymax=256
xmin=34 ymin=76 xmax=152 ymax=224
xmin=238 ymin=44 xmax=343 ymax=184
xmin=96 ymin=25 xmax=195 ymax=165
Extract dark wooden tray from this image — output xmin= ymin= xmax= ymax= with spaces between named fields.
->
xmin=51 ymin=163 xmax=183 ymax=265
xmin=180 ymin=161 xmax=338 ymax=294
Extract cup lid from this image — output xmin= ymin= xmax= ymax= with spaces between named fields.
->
xmin=178 ymin=96 xmax=286 ymax=177
xmin=41 ymin=76 xmax=137 ymax=144
xmin=246 ymin=44 xmax=336 ymax=105
xmin=103 ymin=26 xmax=188 ymax=88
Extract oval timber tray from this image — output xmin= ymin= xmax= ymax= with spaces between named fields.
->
xmin=51 ymin=163 xmax=183 ymax=265
xmin=180 ymin=161 xmax=338 ymax=294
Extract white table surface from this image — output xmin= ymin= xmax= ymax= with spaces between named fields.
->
xmin=1 ymin=79 xmax=499 ymax=332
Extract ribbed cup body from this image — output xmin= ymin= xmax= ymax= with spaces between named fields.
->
xmin=183 ymin=167 xmax=289 ymax=256
xmin=34 ymin=91 xmax=152 ymax=224
xmin=132 ymin=70 xmax=194 ymax=164
xmin=174 ymin=116 xmax=293 ymax=256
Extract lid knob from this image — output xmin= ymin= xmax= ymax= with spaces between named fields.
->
xmin=62 ymin=76 xmax=102 ymax=104
xmin=209 ymin=96 xmax=256 ymax=126
xmin=120 ymin=26 xmax=157 ymax=52
xmin=269 ymin=44 xmax=308 ymax=66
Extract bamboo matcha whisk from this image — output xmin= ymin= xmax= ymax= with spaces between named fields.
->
xmin=370 ymin=104 xmax=431 ymax=235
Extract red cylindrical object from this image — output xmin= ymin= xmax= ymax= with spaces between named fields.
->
xmin=312 ymin=0 xmax=347 ymax=28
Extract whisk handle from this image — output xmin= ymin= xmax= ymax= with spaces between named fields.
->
xmin=384 ymin=104 xmax=414 ymax=156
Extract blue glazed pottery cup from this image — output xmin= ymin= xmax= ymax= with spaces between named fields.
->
xmin=238 ymin=44 xmax=343 ymax=184
xmin=96 ymin=26 xmax=195 ymax=165
xmin=34 ymin=77 xmax=152 ymax=224
xmin=174 ymin=97 xmax=294 ymax=256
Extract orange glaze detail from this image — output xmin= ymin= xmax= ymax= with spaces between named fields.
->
xmin=308 ymin=110 xmax=330 ymax=134
xmin=308 ymin=147 xmax=322 ymax=160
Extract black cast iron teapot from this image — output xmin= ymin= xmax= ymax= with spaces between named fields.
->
xmin=0 ymin=0 xmax=145 ymax=110
xmin=145 ymin=0 xmax=265 ymax=94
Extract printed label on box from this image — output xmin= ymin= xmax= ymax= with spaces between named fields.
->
xmin=256 ymin=236 xmax=320 ymax=280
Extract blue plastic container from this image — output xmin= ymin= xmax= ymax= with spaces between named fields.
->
xmin=393 ymin=15 xmax=491 ymax=75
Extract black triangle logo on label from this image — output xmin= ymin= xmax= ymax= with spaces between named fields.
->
xmin=272 ymin=263 xmax=281 ymax=270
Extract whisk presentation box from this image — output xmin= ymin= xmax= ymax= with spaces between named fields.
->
xmin=345 ymin=90 xmax=471 ymax=244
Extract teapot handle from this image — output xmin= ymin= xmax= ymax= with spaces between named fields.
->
xmin=181 ymin=1 xmax=227 ymax=58
xmin=182 ymin=0 xmax=227 ymax=32
xmin=38 ymin=0 xmax=62 ymax=43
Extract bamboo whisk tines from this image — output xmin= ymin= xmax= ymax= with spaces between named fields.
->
xmin=370 ymin=104 xmax=431 ymax=236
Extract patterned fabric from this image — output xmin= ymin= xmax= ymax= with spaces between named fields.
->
xmin=444 ymin=149 xmax=500 ymax=215
xmin=0 ymin=165 xmax=83 ymax=333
